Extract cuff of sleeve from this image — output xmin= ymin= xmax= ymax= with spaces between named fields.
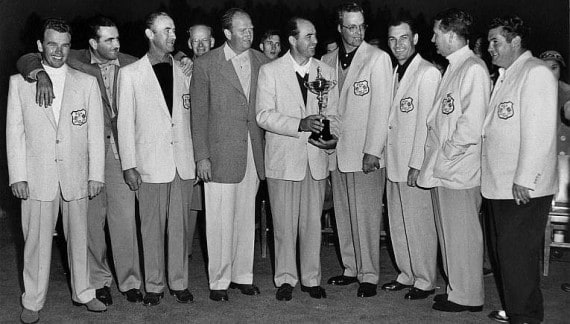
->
xmin=28 ymin=68 xmax=44 ymax=81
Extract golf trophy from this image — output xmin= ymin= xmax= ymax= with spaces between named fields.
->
xmin=304 ymin=66 xmax=337 ymax=141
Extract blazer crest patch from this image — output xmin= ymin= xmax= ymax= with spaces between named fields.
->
xmin=497 ymin=101 xmax=514 ymax=119
xmin=71 ymin=109 xmax=87 ymax=126
xmin=182 ymin=94 xmax=191 ymax=110
xmin=400 ymin=97 xmax=414 ymax=113
xmin=441 ymin=93 xmax=455 ymax=115
xmin=353 ymin=80 xmax=370 ymax=96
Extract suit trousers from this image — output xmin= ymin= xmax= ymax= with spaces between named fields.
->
xmin=484 ymin=196 xmax=552 ymax=324
xmin=21 ymin=190 xmax=94 ymax=311
xmin=386 ymin=180 xmax=437 ymax=290
xmin=431 ymin=186 xmax=484 ymax=306
xmin=87 ymin=144 xmax=140 ymax=292
xmin=185 ymin=182 xmax=204 ymax=255
xmin=137 ymin=172 xmax=193 ymax=293
xmin=331 ymin=168 xmax=385 ymax=284
xmin=267 ymin=167 xmax=326 ymax=288
xmin=204 ymin=136 xmax=259 ymax=290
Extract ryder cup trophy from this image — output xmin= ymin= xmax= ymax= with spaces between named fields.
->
xmin=304 ymin=66 xmax=337 ymax=141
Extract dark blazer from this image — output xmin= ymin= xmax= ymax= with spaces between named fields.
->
xmin=190 ymin=44 xmax=269 ymax=183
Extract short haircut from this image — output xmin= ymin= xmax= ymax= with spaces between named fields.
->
xmin=87 ymin=15 xmax=116 ymax=41
xmin=144 ymin=11 xmax=170 ymax=30
xmin=286 ymin=17 xmax=302 ymax=38
xmin=489 ymin=15 xmax=529 ymax=49
xmin=40 ymin=17 xmax=71 ymax=41
xmin=261 ymin=29 xmax=280 ymax=43
xmin=434 ymin=8 xmax=473 ymax=40
xmin=336 ymin=2 xmax=364 ymax=25
xmin=188 ymin=24 xmax=213 ymax=38
xmin=388 ymin=14 xmax=417 ymax=35
xmin=221 ymin=8 xmax=249 ymax=31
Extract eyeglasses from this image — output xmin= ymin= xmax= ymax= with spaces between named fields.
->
xmin=341 ymin=24 xmax=368 ymax=33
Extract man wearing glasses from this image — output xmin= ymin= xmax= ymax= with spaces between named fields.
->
xmin=322 ymin=1 xmax=393 ymax=298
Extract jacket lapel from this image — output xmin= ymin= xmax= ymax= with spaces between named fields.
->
xmin=281 ymin=56 xmax=306 ymax=110
xmin=341 ymin=42 xmax=368 ymax=97
xmin=218 ymin=48 xmax=246 ymax=99
xmin=59 ymin=69 xmax=79 ymax=128
xmin=393 ymin=54 xmax=421 ymax=101
xmin=141 ymin=55 xmax=172 ymax=120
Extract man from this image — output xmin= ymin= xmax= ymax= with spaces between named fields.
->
xmin=382 ymin=17 xmax=440 ymax=300
xmin=117 ymin=12 xmax=195 ymax=306
xmin=256 ymin=17 xmax=339 ymax=301
xmin=16 ymin=15 xmax=142 ymax=306
xmin=7 ymin=18 xmax=106 ymax=323
xmin=483 ymin=16 xmax=557 ymax=324
xmin=417 ymin=8 xmax=490 ymax=312
xmin=322 ymin=2 xmax=393 ymax=298
xmin=190 ymin=8 xmax=269 ymax=302
xmin=259 ymin=29 xmax=281 ymax=60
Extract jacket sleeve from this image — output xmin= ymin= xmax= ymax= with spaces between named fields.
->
xmin=87 ymin=77 xmax=105 ymax=182
xmin=190 ymin=57 xmax=211 ymax=162
xmin=6 ymin=76 xmax=27 ymax=185
xmin=16 ymin=53 xmax=43 ymax=81
xmin=117 ymin=68 xmax=137 ymax=170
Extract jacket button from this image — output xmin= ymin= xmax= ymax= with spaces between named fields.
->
xmin=56 ymin=140 xmax=60 ymax=144
xmin=388 ymin=126 xmax=392 ymax=129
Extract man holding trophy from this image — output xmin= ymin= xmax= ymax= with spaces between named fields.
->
xmin=256 ymin=17 xmax=339 ymax=301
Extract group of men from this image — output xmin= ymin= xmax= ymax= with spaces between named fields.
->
xmin=6 ymin=3 xmax=559 ymax=324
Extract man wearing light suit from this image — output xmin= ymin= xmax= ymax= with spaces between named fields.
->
xmin=117 ymin=12 xmax=195 ymax=306
xmin=16 ymin=15 xmax=141 ymax=305
xmin=322 ymin=2 xmax=393 ymax=298
xmin=483 ymin=16 xmax=557 ymax=324
xmin=417 ymin=8 xmax=490 ymax=312
xmin=191 ymin=8 xmax=269 ymax=302
xmin=382 ymin=17 xmax=440 ymax=300
xmin=256 ymin=17 xmax=339 ymax=301
xmin=7 ymin=18 xmax=106 ymax=323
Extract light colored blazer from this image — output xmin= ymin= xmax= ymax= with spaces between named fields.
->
xmin=6 ymin=68 xmax=105 ymax=201
xmin=117 ymin=54 xmax=195 ymax=183
xmin=322 ymin=41 xmax=393 ymax=172
xmin=417 ymin=46 xmax=490 ymax=190
xmin=481 ymin=51 xmax=558 ymax=199
xmin=256 ymin=52 xmax=339 ymax=181
xmin=386 ymin=54 xmax=441 ymax=182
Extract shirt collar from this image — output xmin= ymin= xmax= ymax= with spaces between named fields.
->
xmin=43 ymin=62 xmax=68 ymax=76
xmin=446 ymin=45 xmax=472 ymax=66
xmin=287 ymin=51 xmax=312 ymax=76
xmin=396 ymin=52 xmax=417 ymax=81
xmin=339 ymin=43 xmax=358 ymax=70
xmin=223 ymin=42 xmax=249 ymax=61
xmin=90 ymin=49 xmax=120 ymax=67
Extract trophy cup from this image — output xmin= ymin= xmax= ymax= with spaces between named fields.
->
xmin=304 ymin=66 xmax=337 ymax=141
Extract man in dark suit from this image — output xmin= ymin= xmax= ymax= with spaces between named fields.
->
xmin=16 ymin=15 xmax=142 ymax=306
xmin=190 ymin=7 xmax=270 ymax=302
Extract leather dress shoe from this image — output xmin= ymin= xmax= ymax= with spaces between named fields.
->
xmin=301 ymin=286 xmax=327 ymax=299
xmin=229 ymin=282 xmax=260 ymax=295
xmin=404 ymin=287 xmax=435 ymax=300
xmin=209 ymin=290 xmax=229 ymax=302
xmin=72 ymin=298 xmax=107 ymax=312
xmin=433 ymin=293 xmax=448 ymax=302
xmin=357 ymin=282 xmax=377 ymax=297
xmin=170 ymin=288 xmax=194 ymax=303
xmin=123 ymin=288 xmax=143 ymax=303
xmin=488 ymin=310 xmax=509 ymax=323
xmin=96 ymin=286 xmax=113 ymax=306
xmin=143 ymin=292 xmax=164 ymax=306
xmin=20 ymin=308 xmax=39 ymax=324
xmin=276 ymin=284 xmax=293 ymax=301
xmin=432 ymin=300 xmax=483 ymax=312
xmin=562 ymin=283 xmax=570 ymax=292
xmin=327 ymin=275 xmax=358 ymax=286
xmin=381 ymin=280 xmax=412 ymax=291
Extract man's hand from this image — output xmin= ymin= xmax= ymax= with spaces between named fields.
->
xmin=180 ymin=57 xmax=193 ymax=77
xmin=362 ymin=153 xmax=380 ymax=174
xmin=407 ymin=168 xmax=420 ymax=187
xmin=88 ymin=180 xmax=105 ymax=199
xmin=197 ymin=158 xmax=212 ymax=183
xmin=11 ymin=181 xmax=29 ymax=200
xmin=299 ymin=114 xmax=324 ymax=133
xmin=36 ymin=71 xmax=54 ymax=107
xmin=309 ymin=134 xmax=338 ymax=149
xmin=512 ymin=183 xmax=531 ymax=205
xmin=123 ymin=168 xmax=142 ymax=191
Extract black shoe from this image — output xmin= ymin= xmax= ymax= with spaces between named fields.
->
xmin=357 ymin=282 xmax=377 ymax=297
xmin=327 ymin=275 xmax=358 ymax=286
xmin=123 ymin=289 xmax=143 ymax=303
xmin=381 ymin=280 xmax=412 ymax=291
xmin=143 ymin=292 xmax=164 ymax=306
xmin=488 ymin=310 xmax=509 ymax=323
xmin=404 ymin=287 xmax=435 ymax=300
xmin=229 ymin=282 xmax=260 ymax=295
xmin=276 ymin=284 xmax=293 ymax=301
xmin=209 ymin=290 xmax=229 ymax=302
xmin=96 ymin=286 xmax=113 ymax=306
xmin=432 ymin=300 xmax=483 ymax=312
xmin=433 ymin=293 xmax=448 ymax=302
xmin=562 ymin=283 xmax=570 ymax=292
xmin=301 ymin=286 xmax=327 ymax=299
xmin=170 ymin=289 xmax=194 ymax=303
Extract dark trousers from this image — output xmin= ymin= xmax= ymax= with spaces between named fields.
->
xmin=484 ymin=195 xmax=552 ymax=324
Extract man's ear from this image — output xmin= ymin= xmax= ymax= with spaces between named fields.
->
xmin=223 ymin=29 xmax=232 ymax=41
xmin=511 ymin=35 xmax=522 ymax=49
xmin=88 ymin=38 xmax=98 ymax=52
xmin=413 ymin=33 xmax=419 ymax=46
xmin=145 ymin=28 xmax=153 ymax=40
xmin=210 ymin=37 xmax=215 ymax=48
xmin=37 ymin=40 xmax=43 ymax=53
xmin=259 ymin=43 xmax=264 ymax=52
xmin=188 ymin=39 xmax=193 ymax=51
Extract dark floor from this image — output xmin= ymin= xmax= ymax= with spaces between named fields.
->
xmin=0 ymin=207 xmax=569 ymax=323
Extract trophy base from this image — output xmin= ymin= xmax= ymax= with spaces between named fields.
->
xmin=310 ymin=119 xmax=332 ymax=141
